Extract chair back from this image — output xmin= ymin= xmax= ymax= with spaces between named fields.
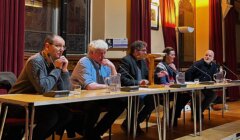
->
xmin=0 ymin=72 xmax=17 ymax=93
xmin=0 ymin=72 xmax=25 ymax=140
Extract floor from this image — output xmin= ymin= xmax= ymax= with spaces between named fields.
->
xmin=49 ymin=101 xmax=240 ymax=140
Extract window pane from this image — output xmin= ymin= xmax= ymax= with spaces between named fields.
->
xmin=24 ymin=0 xmax=90 ymax=54
xmin=66 ymin=0 xmax=89 ymax=54
xmin=25 ymin=0 xmax=56 ymax=52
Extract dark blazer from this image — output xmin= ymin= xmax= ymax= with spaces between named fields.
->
xmin=118 ymin=55 xmax=148 ymax=86
xmin=185 ymin=58 xmax=218 ymax=82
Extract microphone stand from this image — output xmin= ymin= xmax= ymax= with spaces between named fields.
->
xmin=222 ymin=64 xmax=240 ymax=80
xmin=119 ymin=66 xmax=139 ymax=91
xmin=193 ymin=66 xmax=212 ymax=81
xmin=193 ymin=66 xmax=214 ymax=84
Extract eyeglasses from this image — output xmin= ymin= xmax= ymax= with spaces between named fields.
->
xmin=138 ymin=49 xmax=147 ymax=52
xmin=51 ymin=44 xmax=66 ymax=51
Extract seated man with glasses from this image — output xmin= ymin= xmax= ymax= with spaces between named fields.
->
xmin=118 ymin=40 xmax=155 ymax=135
xmin=50 ymin=44 xmax=66 ymax=51
xmin=8 ymin=34 xmax=72 ymax=140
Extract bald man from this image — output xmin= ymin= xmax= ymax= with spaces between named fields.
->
xmin=185 ymin=50 xmax=218 ymax=120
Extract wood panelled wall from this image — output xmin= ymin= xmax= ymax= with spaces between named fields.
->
xmin=24 ymin=53 xmax=161 ymax=73
xmin=24 ymin=54 xmax=123 ymax=72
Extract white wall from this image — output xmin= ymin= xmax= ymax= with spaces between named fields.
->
xmin=151 ymin=2 xmax=165 ymax=54
xmin=91 ymin=0 xmax=105 ymax=41
xmin=105 ymin=0 xmax=127 ymax=58
xmin=91 ymin=0 xmax=165 ymax=58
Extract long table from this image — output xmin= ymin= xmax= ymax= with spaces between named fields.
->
xmin=0 ymin=88 xmax=163 ymax=140
xmin=0 ymin=82 xmax=239 ymax=140
xmin=168 ymin=82 xmax=240 ymax=137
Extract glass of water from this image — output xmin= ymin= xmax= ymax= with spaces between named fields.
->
xmin=71 ymin=84 xmax=81 ymax=94
xmin=194 ymin=79 xmax=199 ymax=84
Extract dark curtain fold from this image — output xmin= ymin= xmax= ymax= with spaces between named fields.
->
xmin=131 ymin=0 xmax=151 ymax=53
xmin=0 ymin=0 xmax=25 ymax=76
xmin=160 ymin=0 xmax=177 ymax=66
xmin=209 ymin=0 xmax=223 ymax=64
xmin=224 ymin=8 xmax=239 ymax=101
xmin=209 ymin=0 xmax=225 ymax=100
xmin=162 ymin=27 xmax=177 ymax=54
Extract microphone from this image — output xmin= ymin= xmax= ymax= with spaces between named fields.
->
xmin=193 ymin=65 xmax=213 ymax=81
xmin=119 ymin=65 xmax=139 ymax=91
xmin=119 ymin=65 xmax=137 ymax=85
xmin=222 ymin=64 xmax=240 ymax=80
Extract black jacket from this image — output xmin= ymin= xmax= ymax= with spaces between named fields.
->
xmin=118 ymin=55 xmax=148 ymax=86
xmin=185 ymin=58 xmax=218 ymax=82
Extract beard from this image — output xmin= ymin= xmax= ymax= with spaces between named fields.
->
xmin=204 ymin=58 xmax=212 ymax=64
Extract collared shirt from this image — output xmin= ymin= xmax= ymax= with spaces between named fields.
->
xmin=89 ymin=58 xmax=105 ymax=84
xmin=71 ymin=56 xmax=111 ymax=89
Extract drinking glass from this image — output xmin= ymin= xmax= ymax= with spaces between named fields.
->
xmin=71 ymin=84 xmax=81 ymax=94
xmin=194 ymin=79 xmax=199 ymax=84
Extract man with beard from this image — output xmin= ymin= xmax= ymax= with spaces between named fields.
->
xmin=185 ymin=50 xmax=218 ymax=120
xmin=118 ymin=40 xmax=154 ymax=135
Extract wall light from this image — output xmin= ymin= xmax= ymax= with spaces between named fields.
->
xmin=176 ymin=26 xmax=194 ymax=33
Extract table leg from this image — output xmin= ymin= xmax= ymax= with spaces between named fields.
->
xmin=153 ymin=94 xmax=162 ymax=140
xmin=0 ymin=105 xmax=8 ymax=140
xmin=222 ymin=87 xmax=226 ymax=117
xmin=24 ymin=106 xmax=29 ymax=140
xmin=127 ymin=96 xmax=132 ymax=138
xmin=0 ymin=103 xmax=2 ymax=115
xmin=191 ymin=90 xmax=197 ymax=136
xmin=163 ymin=93 xmax=166 ymax=140
xmin=171 ymin=92 xmax=177 ymax=128
xmin=198 ymin=90 xmax=202 ymax=135
xmin=133 ymin=96 xmax=139 ymax=139
xmin=166 ymin=92 xmax=170 ymax=127
xmin=25 ymin=106 xmax=35 ymax=140
xmin=30 ymin=106 xmax=35 ymax=140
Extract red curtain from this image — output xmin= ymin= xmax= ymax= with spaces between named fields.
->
xmin=209 ymin=0 xmax=224 ymax=99
xmin=131 ymin=0 xmax=151 ymax=53
xmin=0 ymin=0 xmax=25 ymax=76
xmin=209 ymin=0 xmax=223 ymax=64
xmin=160 ymin=0 xmax=177 ymax=65
xmin=225 ymin=8 xmax=239 ymax=101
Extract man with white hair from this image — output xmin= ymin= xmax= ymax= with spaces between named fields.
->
xmin=70 ymin=39 xmax=125 ymax=140
xmin=185 ymin=50 xmax=218 ymax=120
xmin=71 ymin=39 xmax=117 ymax=89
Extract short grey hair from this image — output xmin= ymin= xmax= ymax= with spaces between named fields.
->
xmin=88 ymin=39 xmax=108 ymax=55
xmin=129 ymin=40 xmax=147 ymax=55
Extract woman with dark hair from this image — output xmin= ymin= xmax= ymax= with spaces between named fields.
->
xmin=154 ymin=47 xmax=191 ymax=126
xmin=155 ymin=47 xmax=177 ymax=84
